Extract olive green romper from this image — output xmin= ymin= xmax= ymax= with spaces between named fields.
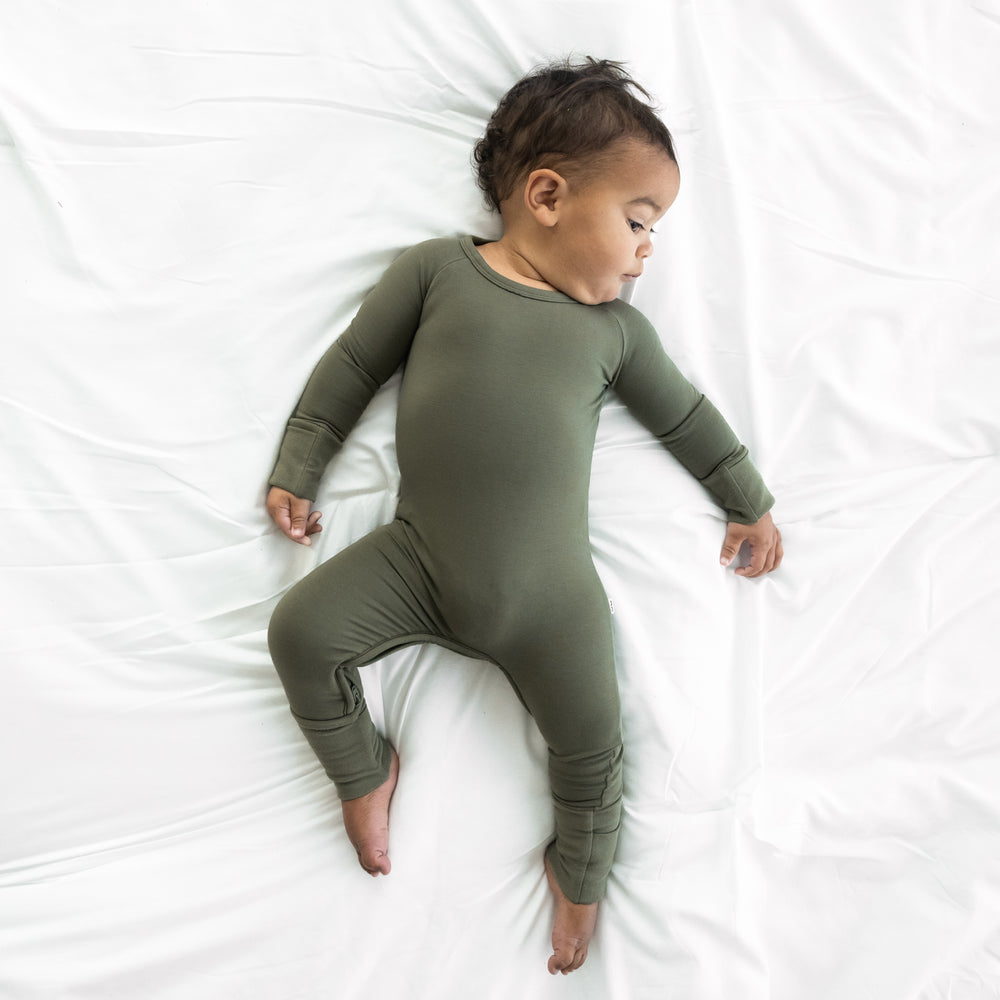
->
xmin=267 ymin=236 xmax=773 ymax=904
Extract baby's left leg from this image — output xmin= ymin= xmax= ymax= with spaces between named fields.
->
xmin=498 ymin=588 xmax=622 ymax=974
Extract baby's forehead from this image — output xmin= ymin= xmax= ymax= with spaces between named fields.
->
xmin=589 ymin=135 xmax=676 ymax=172
xmin=580 ymin=141 xmax=680 ymax=201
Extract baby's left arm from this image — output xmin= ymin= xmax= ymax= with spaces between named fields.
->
xmin=719 ymin=511 xmax=783 ymax=578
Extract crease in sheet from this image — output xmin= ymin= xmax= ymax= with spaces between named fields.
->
xmin=175 ymin=95 xmax=477 ymax=141
xmin=792 ymin=241 xmax=1000 ymax=303
xmin=0 ymin=770 xmax=327 ymax=890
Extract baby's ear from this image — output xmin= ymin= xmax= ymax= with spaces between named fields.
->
xmin=523 ymin=168 xmax=565 ymax=226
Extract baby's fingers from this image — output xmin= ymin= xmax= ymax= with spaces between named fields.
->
xmin=719 ymin=526 xmax=747 ymax=568
xmin=266 ymin=487 xmax=318 ymax=545
xmin=735 ymin=529 xmax=783 ymax=578
xmin=285 ymin=498 xmax=316 ymax=543
xmin=772 ymin=531 xmax=784 ymax=571
xmin=734 ymin=545 xmax=767 ymax=577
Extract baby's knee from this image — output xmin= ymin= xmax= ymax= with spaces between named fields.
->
xmin=266 ymin=591 xmax=338 ymax=688
xmin=266 ymin=593 xmax=305 ymax=670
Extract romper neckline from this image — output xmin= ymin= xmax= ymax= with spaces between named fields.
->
xmin=460 ymin=235 xmax=577 ymax=304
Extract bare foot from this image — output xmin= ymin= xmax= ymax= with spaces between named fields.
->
xmin=341 ymin=749 xmax=399 ymax=876
xmin=544 ymin=853 xmax=598 ymax=975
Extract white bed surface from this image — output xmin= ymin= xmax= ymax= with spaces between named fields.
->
xmin=2 ymin=2 xmax=998 ymax=997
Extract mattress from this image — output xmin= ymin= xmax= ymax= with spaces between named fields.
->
xmin=2 ymin=1 xmax=998 ymax=997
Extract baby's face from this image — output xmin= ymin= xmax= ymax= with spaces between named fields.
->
xmin=545 ymin=141 xmax=680 ymax=305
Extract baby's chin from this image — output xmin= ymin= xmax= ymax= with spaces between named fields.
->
xmin=562 ymin=283 xmax=623 ymax=306
xmin=593 ymin=288 xmax=627 ymax=305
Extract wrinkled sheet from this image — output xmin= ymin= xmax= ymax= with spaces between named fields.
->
xmin=2 ymin=2 xmax=998 ymax=997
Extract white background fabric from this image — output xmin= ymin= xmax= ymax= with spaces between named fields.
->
xmin=2 ymin=1 xmax=998 ymax=997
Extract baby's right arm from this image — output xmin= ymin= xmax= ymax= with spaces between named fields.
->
xmin=266 ymin=241 xmax=440 ymax=509
xmin=266 ymin=486 xmax=323 ymax=546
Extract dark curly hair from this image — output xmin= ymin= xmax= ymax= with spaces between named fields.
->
xmin=473 ymin=57 xmax=677 ymax=213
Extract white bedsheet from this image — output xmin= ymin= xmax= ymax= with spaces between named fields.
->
xmin=2 ymin=2 xmax=998 ymax=997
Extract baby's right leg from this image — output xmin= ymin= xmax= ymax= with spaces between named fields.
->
xmin=267 ymin=522 xmax=441 ymax=874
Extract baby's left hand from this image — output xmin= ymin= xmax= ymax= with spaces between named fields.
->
xmin=720 ymin=512 xmax=783 ymax=578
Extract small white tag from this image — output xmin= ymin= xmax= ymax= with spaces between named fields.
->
xmin=608 ymin=597 xmax=615 ymax=615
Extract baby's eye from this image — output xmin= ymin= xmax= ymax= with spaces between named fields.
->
xmin=628 ymin=219 xmax=645 ymax=233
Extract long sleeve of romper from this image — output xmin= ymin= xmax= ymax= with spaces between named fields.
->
xmin=610 ymin=305 xmax=774 ymax=525
xmin=268 ymin=244 xmax=435 ymax=500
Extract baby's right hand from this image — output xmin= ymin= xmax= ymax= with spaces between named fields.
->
xmin=266 ymin=486 xmax=323 ymax=546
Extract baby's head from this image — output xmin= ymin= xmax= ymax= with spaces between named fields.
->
xmin=473 ymin=58 xmax=677 ymax=215
xmin=473 ymin=58 xmax=680 ymax=305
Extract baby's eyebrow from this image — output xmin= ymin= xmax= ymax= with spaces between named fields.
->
xmin=628 ymin=196 xmax=662 ymax=214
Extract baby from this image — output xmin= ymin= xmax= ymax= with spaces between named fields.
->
xmin=265 ymin=57 xmax=782 ymax=976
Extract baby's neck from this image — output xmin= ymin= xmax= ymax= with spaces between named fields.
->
xmin=476 ymin=239 xmax=557 ymax=292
